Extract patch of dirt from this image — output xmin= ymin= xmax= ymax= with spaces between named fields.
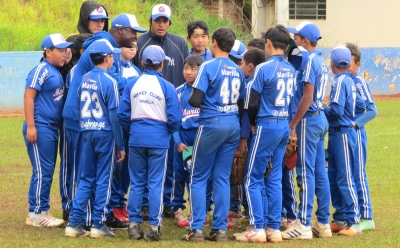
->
xmin=0 ymin=110 xmax=24 ymax=118
xmin=373 ymin=93 xmax=400 ymax=100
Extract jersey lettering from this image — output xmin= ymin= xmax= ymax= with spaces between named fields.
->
xmin=220 ymin=77 xmax=241 ymax=105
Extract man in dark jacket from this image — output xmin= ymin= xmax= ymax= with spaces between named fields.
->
xmin=133 ymin=4 xmax=189 ymax=219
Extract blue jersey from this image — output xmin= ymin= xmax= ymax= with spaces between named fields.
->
xmin=189 ymin=48 xmax=213 ymax=61
xmin=302 ymin=50 xmax=329 ymax=112
xmin=25 ymin=58 xmax=64 ymax=124
xmin=121 ymin=61 xmax=141 ymax=79
xmin=352 ymin=73 xmax=374 ymax=119
xmin=192 ymin=57 xmax=246 ymax=119
xmin=176 ymin=82 xmax=200 ymax=129
xmin=118 ymin=69 xmax=182 ymax=148
xmin=78 ymin=68 xmax=119 ymax=132
xmin=327 ymin=72 xmax=356 ymax=127
xmin=246 ymin=55 xmax=295 ymax=119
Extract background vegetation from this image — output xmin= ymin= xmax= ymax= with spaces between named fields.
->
xmin=0 ymin=0 xmax=251 ymax=51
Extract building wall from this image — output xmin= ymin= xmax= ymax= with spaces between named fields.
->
xmin=288 ymin=0 xmax=400 ymax=47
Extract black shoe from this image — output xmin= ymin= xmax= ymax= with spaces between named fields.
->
xmin=144 ymin=225 xmax=162 ymax=242
xmin=162 ymin=207 xmax=175 ymax=219
xmin=105 ymin=212 xmax=129 ymax=229
xmin=140 ymin=206 xmax=149 ymax=221
xmin=63 ymin=210 xmax=70 ymax=221
xmin=206 ymin=229 xmax=227 ymax=242
xmin=128 ymin=222 xmax=144 ymax=240
xmin=181 ymin=229 xmax=204 ymax=242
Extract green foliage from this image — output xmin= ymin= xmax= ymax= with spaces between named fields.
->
xmin=0 ymin=0 xmax=249 ymax=51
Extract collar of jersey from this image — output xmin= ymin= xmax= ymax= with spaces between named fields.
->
xmin=308 ymin=50 xmax=322 ymax=55
xmin=144 ymin=68 xmax=163 ymax=77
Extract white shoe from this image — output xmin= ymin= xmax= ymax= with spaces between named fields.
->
xmin=25 ymin=215 xmax=34 ymax=226
xmin=233 ymin=226 xmax=251 ymax=238
xmin=32 ymin=212 xmax=65 ymax=227
xmin=281 ymin=220 xmax=312 ymax=240
xmin=266 ymin=229 xmax=282 ymax=243
xmin=312 ymin=222 xmax=332 ymax=238
xmin=235 ymin=228 xmax=266 ymax=243
xmin=65 ymin=224 xmax=90 ymax=237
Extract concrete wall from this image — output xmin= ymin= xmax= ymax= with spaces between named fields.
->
xmin=0 ymin=48 xmax=399 ymax=110
xmin=288 ymin=0 xmax=400 ymax=47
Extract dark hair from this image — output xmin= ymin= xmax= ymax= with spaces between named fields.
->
xmin=211 ymin=27 xmax=236 ymax=53
xmin=296 ymin=34 xmax=317 ymax=47
xmin=144 ymin=60 xmax=162 ymax=70
xmin=264 ymin=24 xmax=291 ymax=51
xmin=187 ymin=20 xmax=209 ymax=38
xmin=184 ymin=54 xmax=204 ymax=67
xmin=346 ymin=42 xmax=361 ymax=63
xmin=243 ymin=48 xmax=266 ymax=67
xmin=73 ymin=33 xmax=93 ymax=60
xmin=248 ymin=38 xmax=265 ymax=50
xmin=42 ymin=47 xmax=55 ymax=58
xmin=90 ymin=53 xmax=107 ymax=65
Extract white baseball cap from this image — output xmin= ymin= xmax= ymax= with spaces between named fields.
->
xmin=151 ymin=4 xmax=172 ymax=20
xmin=89 ymin=6 xmax=109 ymax=20
xmin=41 ymin=34 xmax=75 ymax=50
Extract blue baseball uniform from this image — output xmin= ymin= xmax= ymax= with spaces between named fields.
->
xmin=109 ymin=60 xmax=142 ymax=213
xmin=189 ymin=48 xmax=213 ymax=61
xmin=352 ymin=73 xmax=377 ymax=220
xmin=290 ymin=50 xmax=330 ymax=227
xmin=23 ymin=59 xmax=64 ymax=214
xmin=118 ymin=69 xmax=182 ymax=227
xmin=189 ymin=57 xmax=245 ymax=231
xmin=324 ymin=71 xmax=360 ymax=225
xmin=171 ymin=82 xmax=200 ymax=212
xmin=69 ymin=67 xmax=124 ymax=229
xmin=244 ymin=55 xmax=293 ymax=229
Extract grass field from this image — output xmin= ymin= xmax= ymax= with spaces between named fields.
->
xmin=0 ymin=0 xmax=251 ymax=51
xmin=0 ymin=100 xmax=399 ymax=247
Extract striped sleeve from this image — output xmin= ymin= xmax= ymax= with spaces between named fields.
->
xmin=26 ymin=62 xmax=49 ymax=91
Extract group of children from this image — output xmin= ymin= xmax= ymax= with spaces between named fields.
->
xmin=22 ymin=1 xmax=377 ymax=243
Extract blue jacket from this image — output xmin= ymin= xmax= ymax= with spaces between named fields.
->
xmin=63 ymin=31 xmax=135 ymax=131
xmin=134 ymin=31 xmax=189 ymax=88
xmin=118 ymin=69 xmax=182 ymax=148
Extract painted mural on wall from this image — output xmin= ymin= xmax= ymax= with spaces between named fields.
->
xmin=0 ymin=48 xmax=399 ymax=110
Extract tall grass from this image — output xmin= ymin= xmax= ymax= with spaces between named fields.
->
xmin=0 ymin=0 xmax=251 ymax=51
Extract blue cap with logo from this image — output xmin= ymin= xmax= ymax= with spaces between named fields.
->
xmin=229 ymin=40 xmax=246 ymax=59
xmin=151 ymin=4 xmax=172 ymax=20
xmin=89 ymin=6 xmax=109 ymax=20
xmin=41 ymin=33 xmax=75 ymax=50
xmin=286 ymin=21 xmax=322 ymax=43
xmin=111 ymin=13 xmax=146 ymax=33
xmin=330 ymin=45 xmax=351 ymax=68
xmin=89 ymin=39 xmax=121 ymax=56
xmin=143 ymin=45 xmax=171 ymax=65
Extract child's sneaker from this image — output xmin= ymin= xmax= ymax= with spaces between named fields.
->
xmin=228 ymin=211 xmax=241 ymax=228
xmin=330 ymin=220 xmax=347 ymax=232
xmin=65 ymin=224 xmax=90 ymax=237
xmin=235 ymin=228 xmax=267 ymax=243
xmin=233 ymin=226 xmax=251 ymax=238
xmin=181 ymin=229 xmax=204 ymax=242
xmin=281 ymin=220 xmax=312 ymax=240
xmin=206 ymin=229 xmax=227 ymax=242
xmin=90 ymin=224 xmax=115 ymax=238
xmin=312 ymin=222 xmax=332 ymax=238
xmin=266 ymin=229 xmax=282 ymax=243
xmin=338 ymin=224 xmax=362 ymax=236
xmin=175 ymin=208 xmax=189 ymax=227
xmin=281 ymin=218 xmax=296 ymax=230
xmin=144 ymin=225 xmax=161 ymax=242
xmin=360 ymin=219 xmax=375 ymax=231
xmin=128 ymin=222 xmax=144 ymax=240
xmin=25 ymin=215 xmax=34 ymax=226
xmin=32 ymin=211 xmax=65 ymax=227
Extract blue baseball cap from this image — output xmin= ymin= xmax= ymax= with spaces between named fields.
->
xmin=330 ymin=45 xmax=351 ymax=68
xmin=89 ymin=39 xmax=121 ymax=56
xmin=229 ymin=40 xmax=246 ymax=59
xmin=89 ymin=6 xmax=109 ymax=20
xmin=286 ymin=21 xmax=322 ymax=43
xmin=41 ymin=34 xmax=75 ymax=50
xmin=151 ymin=4 xmax=172 ymax=20
xmin=111 ymin=13 xmax=146 ymax=33
xmin=143 ymin=45 xmax=171 ymax=65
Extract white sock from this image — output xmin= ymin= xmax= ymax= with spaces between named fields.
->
xmin=34 ymin=212 xmax=42 ymax=219
xmin=29 ymin=212 xmax=35 ymax=218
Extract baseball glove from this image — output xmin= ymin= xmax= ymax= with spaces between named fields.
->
xmin=264 ymin=156 xmax=272 ymax=178
xmin=230 ymin=150 xmax=248 ymax=184
xmin=285 ymin=152 xmax=297 ymax=170
xmin=284 ymin=136 xmax=298 ymax=159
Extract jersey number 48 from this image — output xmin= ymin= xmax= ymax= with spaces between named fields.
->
xmin=220 ymin=77 xmax=241 ymax=104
